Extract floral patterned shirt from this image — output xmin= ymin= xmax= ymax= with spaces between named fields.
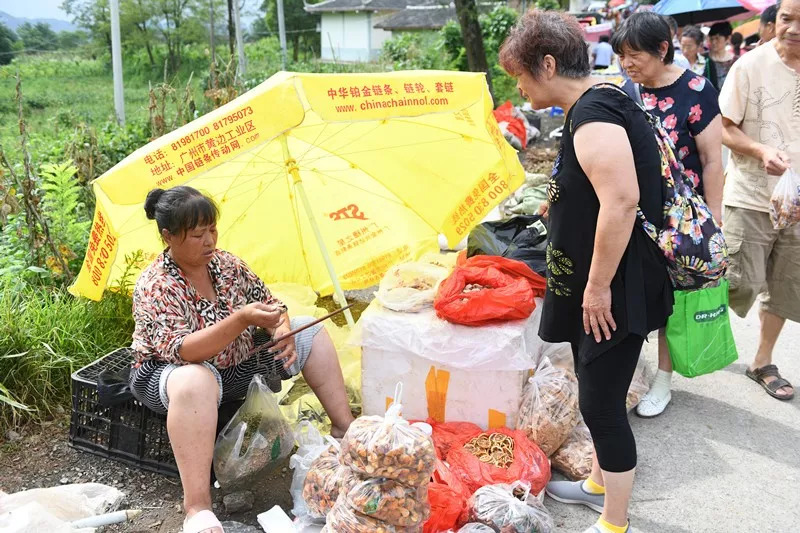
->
xmin=623 ymin=70 xmax=720 ymax=197
xmin=131 ymin=249 xmax=286 ymax=369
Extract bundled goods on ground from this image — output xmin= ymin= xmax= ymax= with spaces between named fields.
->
xmin=516 ymin=357 xmax=580 ymax=456
xmin=466 ymin=483 xmax=554 ymax=533
xmin=550 ymin=419 xmax=593 ymax=481
xmin=321 ymin=403 xmax=436 ymax=532
xmin=302 ymin=444 xmax=347 ymax=517
xmin=213 ymin=375 xmax=294 ymax=488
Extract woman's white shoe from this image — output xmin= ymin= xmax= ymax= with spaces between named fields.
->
xmin=635 ymin=389 xmax=672 ymax=418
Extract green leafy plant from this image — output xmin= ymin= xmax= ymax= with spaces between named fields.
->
xmin=40 ymin=161 xmax=91 ymax=274
xmin=536 ymin=0 xmax=562 ymax=10
xmin=0 ymin=282 xmax=135 ymax=430
xmin=381 ymin=32 xmax=447 ymax=71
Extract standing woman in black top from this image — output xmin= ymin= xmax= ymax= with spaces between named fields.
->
xmin=500 ymin=11 xmax=673 ymax=533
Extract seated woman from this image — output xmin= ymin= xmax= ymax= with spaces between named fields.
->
xmin=499 ymin=10 xmax=673 ymax=533
xmin=129 ymin=185 xmax=354 ymax=533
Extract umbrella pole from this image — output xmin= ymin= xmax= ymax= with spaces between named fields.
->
xmin=281 ymin=136 xmax=356 ymax=327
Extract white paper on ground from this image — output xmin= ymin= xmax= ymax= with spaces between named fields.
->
xmin=257 ymin=505 xmax=297 ymax=533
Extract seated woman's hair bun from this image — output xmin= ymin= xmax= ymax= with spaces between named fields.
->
xmin=144 ymin=188 xmax=165 ymax=219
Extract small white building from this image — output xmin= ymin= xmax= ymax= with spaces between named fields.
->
xmin=305 ymin=0 xmax=452 ymax=62
xmin=304 ymin=0 xmax=400 ymax=62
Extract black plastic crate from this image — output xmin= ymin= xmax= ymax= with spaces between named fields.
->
xmin=69 ymin=348 xmax=179 ymax=477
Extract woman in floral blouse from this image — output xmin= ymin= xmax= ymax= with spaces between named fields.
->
xmin=130 ymin=186 xmax=354 ymax=533
xmin=612 ymin=12 xmax=724 ymax=419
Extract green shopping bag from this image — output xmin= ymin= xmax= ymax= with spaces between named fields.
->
xmin=666 ymin=279 xmax=738 ymax=378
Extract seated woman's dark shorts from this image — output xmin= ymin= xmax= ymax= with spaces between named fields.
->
xmin=129 ymin=316 xmax=322 ymax=414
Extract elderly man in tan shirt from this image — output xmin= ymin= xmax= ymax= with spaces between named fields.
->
xmin=720 ymin=0 xmax=800 ymax=401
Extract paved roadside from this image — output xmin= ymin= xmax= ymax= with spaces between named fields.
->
xmin=547 ymin=308 xmax=800 ymax=532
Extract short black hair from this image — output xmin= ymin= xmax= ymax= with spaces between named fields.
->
xmin=682 ymin=25 xmax=705 ymax=46
xmin=611 ymin=12 xmax=675 ymax=64
xmin=665 ymin=15 xmax=679 ymax=36
xmin=761 ymin=4 xmax=778 ymax=24
xmin=144 ymin=186 xmax=219 ymax=239
xmin=708 ymin=21 xmax=733 ymax=37
xmin=599 ymin=35 xmax=610 ymax=43
xmin=731 ymin=32 xmax=743 ymax=45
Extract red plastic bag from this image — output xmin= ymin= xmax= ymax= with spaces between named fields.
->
xmin=446 ymin=427 xmax=551 ymax=496
xmin=425 ymin=483 xmax=465 ymax=533
xmin=434 ymin=256 xmax=546 ymax=327
xmin=427 ymin=419 xmax=482 ymax=459
xmin=425 ymin=460 xmax=470 ymax=533
xmin=493 ymin=101 xmax=527 ymax=148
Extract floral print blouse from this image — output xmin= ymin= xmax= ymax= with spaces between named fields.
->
xmin=131 ymin=249 xmax=286 ymax=369
xmin=623 ymin=70 xmax=720 ymax=197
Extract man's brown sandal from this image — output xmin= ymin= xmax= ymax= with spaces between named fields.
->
xmin=746 ymin=364 xmax=795 ymax=401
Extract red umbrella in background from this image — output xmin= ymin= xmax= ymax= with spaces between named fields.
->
xmin=737 ymin=0 xmax=776 ymax=11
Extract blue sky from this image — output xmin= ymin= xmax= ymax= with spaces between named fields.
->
xmin=2 ymin=0 xmax=70 ymax=20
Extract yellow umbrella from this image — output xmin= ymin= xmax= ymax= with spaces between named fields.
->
xmin=70 ymin=71 xmax=524 ymax=324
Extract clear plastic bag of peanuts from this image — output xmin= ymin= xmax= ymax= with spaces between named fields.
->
xmin=769 ymin=168 xmax=800 ymax=229
xmin=467 ymin=482 xmax=554 ymax=533
xmin=340 ymin=384 xmax=437 ymax=486
xmin=516 ymin=357 xmax=580 ymax=456
xmin=340 ymin=468 xmax=430 ymax=527
xmin=289 ymin=421 xmax=335 ymax=521
xmin=326 ymin=494 xmax=424 ymax=533
xmin=302 ymin=444 xmax=348 ymax=518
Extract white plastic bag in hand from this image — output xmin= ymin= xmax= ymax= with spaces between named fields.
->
xmin=769 ymin=168 xmax=800 ymax=229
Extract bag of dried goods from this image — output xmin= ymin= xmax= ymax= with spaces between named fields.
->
xmin=446 ymin=427 xmax=550 ymax=496
xmin=302 ymin=446 xmax=348 ymax=518
xmin=769 ymin=168 xmax=800 ymax=229
xmin=434 ymin=256 xmax=546 ymax=326
xmin=427 ymin=419 xmax=483 ymax=459
xmin=467 ymin=482 xmax=554 ymax=533
xmin=326 ymin=495 xmax=424 ymax=533
xmin=213 ymin=375 xmax=294 ymax=487
xmin=516 ymin=357 xmax=580 ymax=456
xmin=341 ymin=470 xmax=430 ymax=527
xmin=626 ymin=358 xmax=651 ymax=412
xmin=289 ymin=421 xmax=339 ymax=521
xmin=376 ymin=262 xmax=450 ymax=312
xmin=340 ymin=404 xmax=437 ymax=486
xmin=550 ymin=419 xmax=593 ymax=481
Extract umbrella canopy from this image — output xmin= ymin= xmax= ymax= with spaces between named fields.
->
xmin=654 ymin=0 xmax=750 ymax=25
xmin=69 ymin=71 xmax=524 ymax=311
xmin=733 ymin=17 xmax=761 ymax=38
xmin=737 ymin=0 xmax=775 ymax=12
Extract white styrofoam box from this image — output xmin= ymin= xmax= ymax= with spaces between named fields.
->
xmin=354 ymin=298 xmax=545 ymax=430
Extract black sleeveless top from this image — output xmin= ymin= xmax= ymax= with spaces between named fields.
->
xmin=538 ymin=86 xmax=674 ymax=365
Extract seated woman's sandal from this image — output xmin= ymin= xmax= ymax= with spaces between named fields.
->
xmin=183 ymin=510 xmax=224 ymax=533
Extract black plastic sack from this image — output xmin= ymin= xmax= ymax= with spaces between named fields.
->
xmin=97 ymin=367 xmax=133 ymax=406
xmin=466 ymin=215 xmax=548 ymax=277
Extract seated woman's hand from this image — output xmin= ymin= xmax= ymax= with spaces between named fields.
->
xmin=240 ymin=302 xmax=285 ymax=330
xmin=271 ymin=331 xmax=297 ymax=371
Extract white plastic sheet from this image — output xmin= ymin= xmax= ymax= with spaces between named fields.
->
xmin=0 ymin=483 xmax=124 ymax=533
